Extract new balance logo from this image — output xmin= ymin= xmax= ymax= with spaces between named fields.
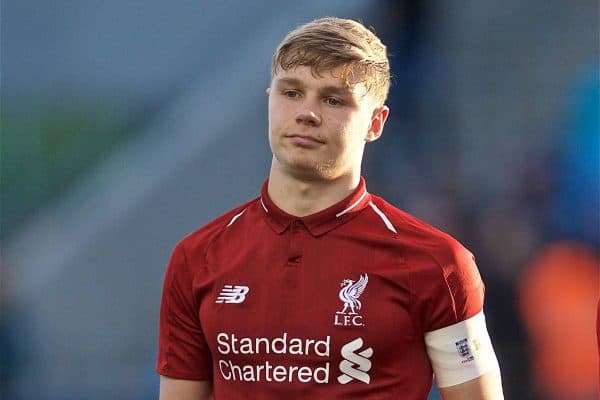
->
xmin=337 ymin=337 xmax=373 ymax=384
xmin=216 ymin=285 xmax=250 ymax=304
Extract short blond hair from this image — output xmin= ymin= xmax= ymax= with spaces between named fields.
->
xmin=272 ymin=17 xmax=391 ymax=105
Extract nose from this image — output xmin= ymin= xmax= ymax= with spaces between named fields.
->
xmin=295 ymin=104 xmax=322 ymax=127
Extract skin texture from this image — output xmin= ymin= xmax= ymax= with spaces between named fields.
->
xmin=159 ymin=65 xmax=504 ymax=400
xmin=266 ymin=65 xmax=388 ymax=217
xmin=439 ymin=370 xmax=504 ymax=400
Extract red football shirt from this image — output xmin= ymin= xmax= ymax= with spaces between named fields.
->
xmin=157 ymin=178 xmax=485 ymax=399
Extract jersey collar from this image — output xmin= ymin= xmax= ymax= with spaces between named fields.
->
xmin=259 ymin=177 xmax=371 ymax=236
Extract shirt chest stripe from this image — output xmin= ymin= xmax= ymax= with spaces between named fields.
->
xmin=368 ymin=201 xmax=397 ymax=234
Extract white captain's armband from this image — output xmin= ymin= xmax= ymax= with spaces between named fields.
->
xmin=424 ymin=310 xmax=499 ymax=388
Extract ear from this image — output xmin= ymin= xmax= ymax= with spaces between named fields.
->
xmin=365 ymin=105 xmax=390 ymax=142
xmin=266 ymin=87 xmax=271 ymax=97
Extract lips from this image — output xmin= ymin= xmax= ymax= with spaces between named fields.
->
xmin=286 ymin=134 xmax=325 ymax=148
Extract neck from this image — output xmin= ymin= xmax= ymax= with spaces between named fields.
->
xmin=267 ymin=159 xmax=361 ymax=217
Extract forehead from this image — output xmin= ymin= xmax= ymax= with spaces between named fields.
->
xmin=272 ymin=66 xmax=368 ymax=97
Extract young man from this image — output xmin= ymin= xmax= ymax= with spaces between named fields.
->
xmin=157 ymin=17 xmax=504 ymax=399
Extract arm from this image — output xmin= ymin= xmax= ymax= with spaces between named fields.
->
xmin=159 ymin=376 xmax=213 ymax=400
xmin=156 ymin=244 xmax=214 ymax=395
xmin=415 ymin=240 xmax=503 ymax=399
xmin=439 ymin=369 xmax=504 ymax=400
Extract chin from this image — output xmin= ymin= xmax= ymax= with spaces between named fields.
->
xmin=290 ymin=162 xmax=340 ymax=181
xmin=275 ymin=149 xmax=339 ymax=178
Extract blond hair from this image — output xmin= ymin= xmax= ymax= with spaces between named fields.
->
xmin=272 ymin=17 xmax=391 ymax=105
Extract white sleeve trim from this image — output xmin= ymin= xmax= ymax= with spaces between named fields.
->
xmin=424 ymin=310 xmax=500 ymax=388
xmin=226 ymin=209 xmax=246 ymax=227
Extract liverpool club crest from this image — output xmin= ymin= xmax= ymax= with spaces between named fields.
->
xmin=334 ymin=274 xmax=368 ymax=327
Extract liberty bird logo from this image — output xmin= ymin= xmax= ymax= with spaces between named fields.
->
xmin=338 ymin=274 xmax=368 ymax=314
xmin=334 ymin=274 xmax=368 ymax=327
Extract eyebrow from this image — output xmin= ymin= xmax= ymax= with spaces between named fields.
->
xmin=273 ymin=77 xmax=352 ymax=96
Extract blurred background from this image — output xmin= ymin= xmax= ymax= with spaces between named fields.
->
xmin=1 ymin=1 xmax=598 ymax=399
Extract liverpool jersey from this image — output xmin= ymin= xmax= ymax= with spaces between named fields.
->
xmin=157 ymin=178 xmax=496 ymax=399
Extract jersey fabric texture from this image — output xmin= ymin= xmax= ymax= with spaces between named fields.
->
xmin=157 ymin=178 xmax=487 ymax=399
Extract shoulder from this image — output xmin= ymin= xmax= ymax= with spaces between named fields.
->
xmin=368 ymin=195 xmax=484 ymax=328
xmin=175 ymin=197 xmax=259 ymax=257
xmin=368 ymin=195 xmax=475 ymax=268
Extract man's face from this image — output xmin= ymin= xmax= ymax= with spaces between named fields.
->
xmin=267 ymin=65 xmax=388 ymax=181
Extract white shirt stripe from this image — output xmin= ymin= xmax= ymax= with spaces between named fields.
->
xmin=368 ymin=201 xmax=397 ymax=233
xmin=226 ymin=209 xmax=247 ymax=227
xmin=335 ymin=190 xmax=368 ymax=218
xmin=259 ymin=198 xmax=268 ymax=213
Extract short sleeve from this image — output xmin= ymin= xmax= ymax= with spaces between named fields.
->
xmin=411 ymin=239 xmax=499 ymax=387
xmin=413 ymin=240 xmax=485 ymax=333
xmin=156 ymin=242 xmax=212 ymax=380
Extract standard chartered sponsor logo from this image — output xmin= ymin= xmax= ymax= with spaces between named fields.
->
xmin=216 ymin=332 xmax=330 ymax=384
xmin=217 ymin=332 xmax=330 ymax=356
xmin=218 ymin=360 xmax=329 ymax=383
xmin=337 ymin=337 xmax=373 ymax=384
xmin=215 ymin=333 xmax=373 ymax=385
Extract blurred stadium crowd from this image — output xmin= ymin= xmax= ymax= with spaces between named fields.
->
xmin=1 ymin=1 xmax=598 ymax=399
